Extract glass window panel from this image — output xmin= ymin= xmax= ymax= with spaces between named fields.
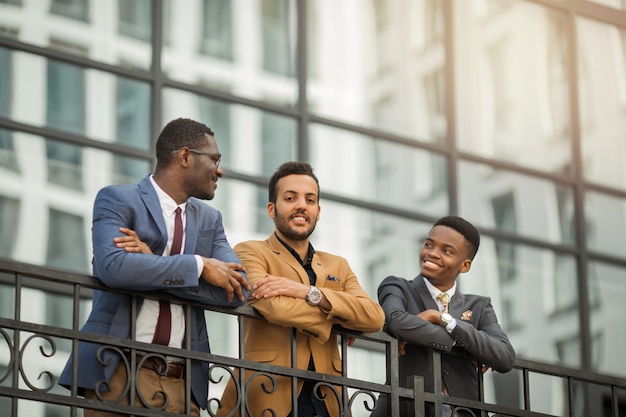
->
xmin=0 ymin=196 xmax=19 ymax=258
xmin=46 ymin=140 xmax=83 ymax=190
xmin=1 ymin=2 xmax=150 ymax=68
xmin=589 ymin=261 xmax=626 ymax=378
xmin=0 ymin=130 xmax=150 ymax=273
xmin=50 ymin=0 xmax=89 ymax=22
xmin=118 ymin=0 xmax=151 ymax=42
xmin=0 ymin=46 xmax=11 ymax=118
xmin=585 ymin=191 xmax=626 ymax=259
xmin=47 ymin=60 xmax=85 ymax=135
xmin=308 ymin=0 xmax=446 ymax=141
xmin=262 ymin=0 xmax=294 ymax=76
xmin=458 ymin=160 xmax=576 ymax=245
xmin=199 ymin=0 xmax=233 ymax=60
xmin=46 ymin=208 xmax=88 ymax=272
xmin=0 ymin=128 xmax=18 ymax=172
xmin=163 ymin=0 xmax=297 ymax=106
xmin=453 ymin=0 xmax=572 ymax=174
xmin=577 ymin=17 xmax=626 ymax=191
xmin=6 ymin=50 xmax=150 ymax=145
xmin=469 ymin=236 xmax=580 ymax=369
xmin=309 ymin=124 xmax=448 ymax=216
xmin=162 ymin=88 xmax=296 ymax=177
xmin=116 ymin=77 xmax=150 ymax=150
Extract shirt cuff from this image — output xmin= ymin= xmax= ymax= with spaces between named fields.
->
xmin=446 ymin=318 xmax=457 ymax=333
xmin=194 ymin=255 xmax=203 ymax=278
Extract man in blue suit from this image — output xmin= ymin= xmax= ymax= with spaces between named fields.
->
xmin=59 ymin=118 xmax=250 ymax=416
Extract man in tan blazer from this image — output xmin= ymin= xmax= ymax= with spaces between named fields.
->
xmin=218 ymin=161 xmax=385 ymax=417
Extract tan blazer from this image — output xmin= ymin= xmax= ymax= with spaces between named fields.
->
xmin=218 ymin=233 xmax=385 ymax=417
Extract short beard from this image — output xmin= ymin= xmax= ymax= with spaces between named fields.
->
xmin=274 ymin=209 xmax=316 ymax=241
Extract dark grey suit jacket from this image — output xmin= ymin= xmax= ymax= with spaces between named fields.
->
xmin=371 ymin=275 xmax=515 ymax=417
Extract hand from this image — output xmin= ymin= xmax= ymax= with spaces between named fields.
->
xmin=473 ymin=359 xmax=492 ymax=373
xmin=398 ymin=340 xmax=408 ymax=356
xmin=252 ymin=274 xmax=310 ymax=300
xmin=201 ymin=258 xmax=249 ymax=302
xmin=114 ymin=228 xmax=153 ymax=254
xmin=346 ymin=336 xmax=356 ymax=347
xmin=416 ymin=309 xmax=442 ymax=324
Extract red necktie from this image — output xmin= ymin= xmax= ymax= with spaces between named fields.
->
xmin=152 ymin=207 xmax=183 ymax=346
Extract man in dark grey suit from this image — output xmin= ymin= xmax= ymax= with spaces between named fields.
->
xmin=372 ymin=216 xmax=515 ymax=417
xmin=58 ymin=118 xmax=250 ymax=416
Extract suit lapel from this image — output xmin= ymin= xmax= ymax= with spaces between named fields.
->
xmin=138 ymin=175 xmax=168 ymax=254
xmin=184 ymin=199 xmax=200 ymax=254
xmin=267 ymin=234 xmax=310 ymax=285
xmin=413 ymin=275 xmax=439 ymax=311
xmin=448 ymin=292 xmax=465 ymax=318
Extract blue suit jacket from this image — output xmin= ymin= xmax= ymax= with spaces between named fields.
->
xmin=59 ymin=174 xmax=248 ymax=409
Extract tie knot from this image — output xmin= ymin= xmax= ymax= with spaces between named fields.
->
xmin=437 ymin=292 xmax=450 ymax=313
xmin=175 ymin=206 xmax=182 ymax=216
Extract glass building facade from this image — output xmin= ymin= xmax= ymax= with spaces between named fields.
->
xmin=1 ymin=0 xmax=626 ymax=416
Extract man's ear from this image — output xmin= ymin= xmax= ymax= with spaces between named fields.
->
xmin=460 ymin=258 xmax=472 ymax=274
xmin=267 ymin=202 xmax=275 ymax=219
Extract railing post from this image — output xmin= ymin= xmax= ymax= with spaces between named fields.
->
xmin=408 ymin=375 xmax=425 ymax=417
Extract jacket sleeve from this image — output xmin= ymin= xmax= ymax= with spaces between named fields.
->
xmin=450 ymin=297 xmax=516 ymax=372
xmin=235 ymin=241 xmax=382 ymax=343
xmin=378 ymin=276 xmax=456 ymax=351
xmin=92 ymin=186 xmax=247 ymax=307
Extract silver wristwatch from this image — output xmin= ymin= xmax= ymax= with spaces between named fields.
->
xmin=306 ymin=285 xmax=322 ymax=306
xmin=440 ymin=312 xmax=453 ymax=327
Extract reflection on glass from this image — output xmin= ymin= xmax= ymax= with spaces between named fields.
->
xmin=0 ymin=196 xmax=19 ymax=258
xmin=0 ymin=46 xmax=11 ymax=118
xmin=116 ymin=77 xmax=150 ymax=150
xmin=199 ymin=0 xmax=233 ymax=59
xmin=577 ymin=18 xmax=626 ymax=190
xmin=50 ymin=0 xmax=89 ymax=22
xmin=163 ymin=0 xmax=297 ymax=105
xmin=4 ymin=50 xmax=151 ymax=145
xmin=0 ymin=1 xmax=151 ymax=68
xmin=46 ymin=208 xmax=87 ymax=272
xmin=469 ymin=235 xmax=580 ymax=370
xmin=458 ymin=160 xmax=576 ymax=245
xmin=309 ymin=124 xmax=448 ymax=216
xmin=112 ymin=155 xmax=150 ymax=185
xmin=163 ymin=88 xmax=296 ymax=177
xmin=308 ymin=0 xmax=446 ymax=140
xmin=0 ymin=131 xmax=151 ymax=273
xmin=585 ymin=191 xmax=626 ymax=258
xmin=47 ymin=60 xmax=85 ymax=135
xmin=46 ymin=140 xmax=83 ymax=190
xmin=454 ymin=0 xmax=571 ymax=174
xmin=588 ymin=261 xmax=626 ymax=378
xmin=118 ymin=0 xmax=151 ymax=41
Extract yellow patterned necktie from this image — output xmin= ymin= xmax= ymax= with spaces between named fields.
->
xmin=437 ymin=292 xmax=450 ymax=313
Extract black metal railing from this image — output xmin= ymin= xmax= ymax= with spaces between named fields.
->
xmin=0 ymin=258 xmax=625 ymax=417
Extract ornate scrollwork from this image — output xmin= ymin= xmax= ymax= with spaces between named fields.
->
xmin=93 ymin=345 xmax=130 ymax=403
xmin=313 ymin=381 xmax=343 ymax=415
xmin=18 ymin=333 xmax=56 ymax=392
xmin=348 ymin=389 xmax=378 ymax=413
xmin=246 ymin=371 xmax=278 ymax=417
xmin=207 ymin=363 xmax=238 ymax=417
xmin=450 ymin=405 xmax=477 ymax=416
xmin=0 ymin=328 xmax=14 ymax=384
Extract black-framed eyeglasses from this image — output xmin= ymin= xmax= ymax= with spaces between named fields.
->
xmin=172 ymin=148 xmax=221 ymax=168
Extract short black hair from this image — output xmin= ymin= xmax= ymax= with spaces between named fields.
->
xmin=432 ymin=215 xmax=480 ymax=260
xmin=268 ymin=161 xmax=319 ymax=203
xmin=155 ymin=118 xmax=215 ymax=168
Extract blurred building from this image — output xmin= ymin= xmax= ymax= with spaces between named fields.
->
xmin=0 ymin=0 xmax=625 ymax=416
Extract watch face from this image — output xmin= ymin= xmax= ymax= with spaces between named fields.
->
xmin=307 ymin=286 xmax=322 ymax=305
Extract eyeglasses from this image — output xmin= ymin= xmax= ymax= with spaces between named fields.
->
xmin=172 ymin=148 xmax=221 ymax=168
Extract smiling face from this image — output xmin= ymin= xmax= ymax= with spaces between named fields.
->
xmin=184 ymin=133 xmax=223 ymax=200
xmin=268 ymin=174 xmax=320 ymax=246
xmin=420 ymin=225 xmax=473 ymax=291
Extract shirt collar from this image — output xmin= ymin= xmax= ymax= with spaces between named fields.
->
xmin=274 ymin=232 xmax=315 ymax=265
xmin=423 ymin=276 xmax=457 ymax=300
xmin=150 ymin=174 xmax=187 ymax=215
